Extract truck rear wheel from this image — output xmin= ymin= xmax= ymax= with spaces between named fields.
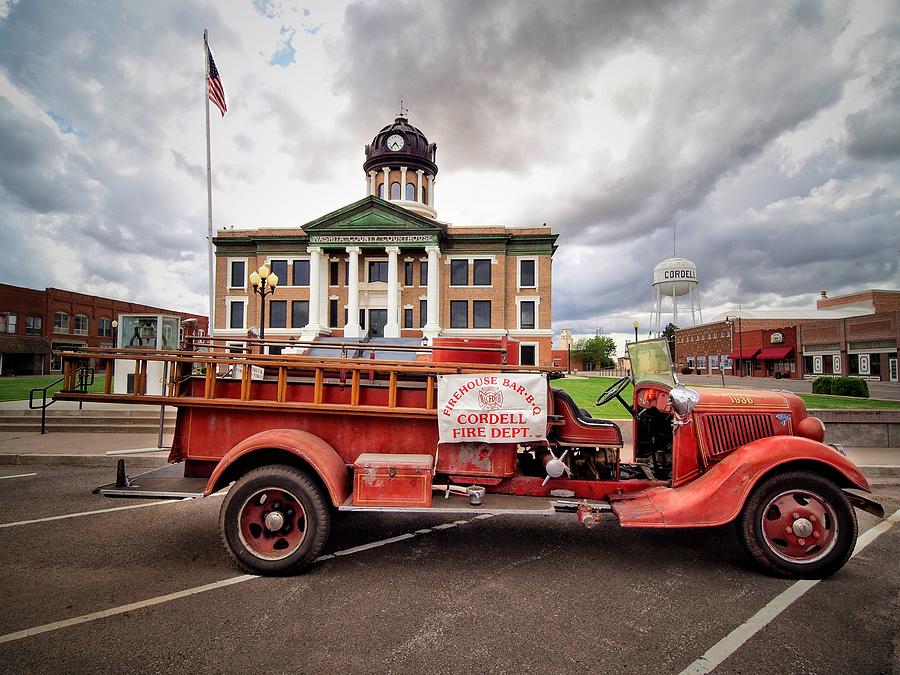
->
xmin=219 ymin=464 xmax=331 ymax=575
xmin=737 ymin=471 xmax=857 ymax=579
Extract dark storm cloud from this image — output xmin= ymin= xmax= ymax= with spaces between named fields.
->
xmin=845 ymin=22 xmax=900 ymax=161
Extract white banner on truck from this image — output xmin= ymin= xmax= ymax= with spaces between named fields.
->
xmin=437 ymin=373 xmax=547 ymax=443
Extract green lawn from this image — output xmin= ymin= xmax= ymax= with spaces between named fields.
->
xmin=550 ymin=376 xmax=900 ymax=417
xmin=797 ymin=393 xmax=900 ymax=410
xmin=0 ymin=374 xmax=107 ymax=402
xmin=550 ymin=376 xmax=634 ymax=419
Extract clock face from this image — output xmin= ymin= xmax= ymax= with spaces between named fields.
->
xmin=386 ymin=134 xmax=405 ymax=151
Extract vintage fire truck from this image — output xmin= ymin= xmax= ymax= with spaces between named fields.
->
xmin=55 ymin=338 xmax=883 ymax=579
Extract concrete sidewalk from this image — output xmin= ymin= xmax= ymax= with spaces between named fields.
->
xmin=0 ymin=429 xmax=897 ymax=482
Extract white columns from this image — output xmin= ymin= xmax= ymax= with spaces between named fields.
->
xmin=367 ymin=170 xmax=377 ymax=196
xmin=400 ymin=166 xmax=408 ymax=199
xmin=384 ymin=246 xmax=400 ymax=338
xmin=416 ymin=169 xmax=424 ymax=203
xmin=382 ymin=167 xmax=391 ymax=200
xmin=302 ymin=247 xmax=323 ymax=340
xmin=344 ymin=247 xmax=361 ymax=338
xmin=423 ymin=245 xmax=441 ymax=340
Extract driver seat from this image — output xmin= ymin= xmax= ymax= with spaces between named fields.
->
xmin=550 ymin=389 xmax=623 ymax=447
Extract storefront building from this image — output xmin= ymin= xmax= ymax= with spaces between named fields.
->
xmin=0 ymin=284 xmax=207 ymax=375
xmin=213 ymin=115 xmax=558 ymax=366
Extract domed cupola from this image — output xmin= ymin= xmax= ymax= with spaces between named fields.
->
xmin=364 ymin=109 xmax=438 ymax=218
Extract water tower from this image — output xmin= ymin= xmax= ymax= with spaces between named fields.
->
xmin=649 ymin=257 xmax=702 ymax=336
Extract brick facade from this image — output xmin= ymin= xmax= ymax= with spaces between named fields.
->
xmin=0 ymin=283 xmax=208 ymax=375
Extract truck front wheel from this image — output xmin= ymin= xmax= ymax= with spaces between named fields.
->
xmin=737 ymin=471 xmax=857 ymax=579
xmin=219 ymin=464 xmax=331 ymax=575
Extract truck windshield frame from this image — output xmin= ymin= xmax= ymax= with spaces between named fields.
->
xmin=627 ymin=338 xmax=678 ymax=389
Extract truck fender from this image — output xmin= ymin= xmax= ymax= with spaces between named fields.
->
xmin=205 ymin=429 xmax=351 ymax=507
xmin=615 ymin=436 xmax=872 ymax=528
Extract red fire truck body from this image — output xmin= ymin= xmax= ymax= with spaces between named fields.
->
xmin=55 ymin=338 xmax=882 ymax=579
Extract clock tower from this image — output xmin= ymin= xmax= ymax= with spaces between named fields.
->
xmin=363 ymin=112 xmax=438 ymax=219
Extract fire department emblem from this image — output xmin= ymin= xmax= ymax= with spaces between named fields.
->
xmin=478 ymin=386 xmax=503 ymax=411
xmin=776 ymin=413 xmax=791 ymax=426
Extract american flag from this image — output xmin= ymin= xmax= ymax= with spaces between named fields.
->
xmin=207 ymin=45 xmax=227 ymax=117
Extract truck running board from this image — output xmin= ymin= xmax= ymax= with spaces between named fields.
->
xmin=94 ymin=461 xmax=207 ymax=500
xmin=339 ymin=493 xmax=611 ymax=516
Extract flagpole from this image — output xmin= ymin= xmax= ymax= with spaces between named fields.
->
xmin=204 ymin=29 xmax=215 ymax=338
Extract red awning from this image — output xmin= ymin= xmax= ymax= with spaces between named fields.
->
xmin=757 ymin=346 xmax=794 ymax=360
xmin=728 ymin=348 xmax=760 ymax=360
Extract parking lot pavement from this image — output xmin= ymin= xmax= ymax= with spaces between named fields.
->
xmin=0 ymin=466 xmax=898 ymax=674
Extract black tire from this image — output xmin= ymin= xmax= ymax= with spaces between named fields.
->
xmin=737 ymin=471 xmax=857 ymax=579
xmin=219 ymin=464 xmax=331 ymax=575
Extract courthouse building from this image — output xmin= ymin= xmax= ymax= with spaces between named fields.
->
xmin=212 ymin=115 xmax=558 ymax=365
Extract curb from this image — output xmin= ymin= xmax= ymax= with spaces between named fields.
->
xmin=0 ymin=453 xmax=169 ymax=469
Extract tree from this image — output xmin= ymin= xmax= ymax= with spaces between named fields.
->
xmin=662 ymin=323 xmax=678 ymax=360
xmin=573 ymin=335 xmax=617 ymax=370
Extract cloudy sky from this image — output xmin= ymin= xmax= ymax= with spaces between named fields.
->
xmin=1 ymin=0 xmax=897 ymax=351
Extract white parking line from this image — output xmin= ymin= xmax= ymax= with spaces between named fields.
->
xmin=0 ymin=473 xmax=37 ymax=481
xmin=0 ymin=515 xmax=484 ymax=644
xmin=680 ymin=507 xmax=900 ymax=675
xmin=0 ymin=499 xmax=188 ymax=529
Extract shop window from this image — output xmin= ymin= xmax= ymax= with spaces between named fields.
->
xmin=1 ymin=313 xmax=16 ymax=333
xmin=473 ymin=259 xmax=491 ymax=286
xmin=390 ymin=182 xmax=401 ymax=200
xmin=520 ymin=301 xmax=536 ymax=330
xmin=519 ymin=259 xmax=536 ymax=287
xmin=405 ymin=183 xmax=416 ymax=201
xmin=229 ymin=260 xmax=245 ymax=288
xmin=368 ymin=261 xmax=388 ymax=283
xmin=419 ymin=300 xmax=427 ymax=328
xmin=404 ymin=261 xmax=414 ymax=286
xmin=292 ymin=260 xmax=310 ymax=286
xmin=269 ymin=301 xmax=286 ymax=329
xmin=473 ymin=301 xmax=491 ymax=329
xmin=54 ymin=312 xmax=70 ymax=333
xmin=74 ymin=314 xmax=89 ymax=336
xmin=270 ymin=259 xmax=288 ymax=283
xmin=291 ymin=301 xmax=308 ymax=328
xmin=26 ymin=315 xmax=42 ymax=335
xmin=450 ymin=301 xmax=467 ymax=328
xmin=98 ymin=317 xmax=112 ymax=338
xmin=404 ymin=308 xmax=414 ymax=328
xmin=450 ymin=260 xmax=468 ymax=286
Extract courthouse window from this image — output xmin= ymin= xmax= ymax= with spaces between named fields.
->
xmin=473 ymin=259 xmax=491 ymax=286
xmin=406 ymin=183 xmax=416 ymax=200
xmin=404 ymin=261 xmax=414 ymax=286
xmin=519 ymin=259 xmax=536 ymax=287
xmin=450 ymin=260 xmax=468 ymax=286
xmin=390 ymin=182 xmax=401 ymax=199
xmin=292 ymin=260 xmax=310 ymax=286
xmin=269 ymin=301 xmax=286 ymax=328
xmin=368 ymin=261 xmax=388 ymax=283
xmin=419 ymin=261 xmax=428 ymax=285
xmin=520 ymin=301 xmax=536 ymax=330
xmin=450 ymin=301 xmax=468 ymax=328
xmin=291 ymin=301 xmax=309 ymax=328
xmin=229 ymin=260 xmax=245 ymax=288
xmin=419 ymin=300 xmax=427 ymax=328
xmin=473 ymin=301 xmax=491 ymax=328
xmin=329 ymin=261 xmax=339 ymax=286
xmin=270 ymin=260 xmax=288 ymax=282
xmin=404 ymin=308 xmax=414 ymax=328
xmin=229 ymin=302 xmax=245 ymax=329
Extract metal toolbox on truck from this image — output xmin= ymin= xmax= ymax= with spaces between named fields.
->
xmin=352 ymin=453 xmax=433 ymax=508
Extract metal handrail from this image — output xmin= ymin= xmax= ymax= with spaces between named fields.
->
xmin=29 ymin=367 xmax=95 ymax=433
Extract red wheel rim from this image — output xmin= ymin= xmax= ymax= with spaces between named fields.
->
xmin=760 ymin=489 xmax=838 ymax=564
xmin=237 ymin=488 xmax=307 ymax=561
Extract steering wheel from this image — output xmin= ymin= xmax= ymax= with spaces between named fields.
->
xmin=595 ymin=376 xmax=632 ymax=407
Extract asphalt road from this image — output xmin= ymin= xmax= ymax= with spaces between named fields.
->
xmin=0 ymin=465 xmax=898 ymax=674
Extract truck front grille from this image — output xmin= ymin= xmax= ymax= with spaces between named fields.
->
xmin=699 ymin=413 xmax=776 ymax=459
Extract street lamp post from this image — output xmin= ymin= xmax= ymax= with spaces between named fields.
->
xmin=632 ymin=320 xmax=639 ymax=344
xmin=249 ymin=264 xmax=279 ymax=343
xmin=111 ymin=319 xmax=118 ymax=348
